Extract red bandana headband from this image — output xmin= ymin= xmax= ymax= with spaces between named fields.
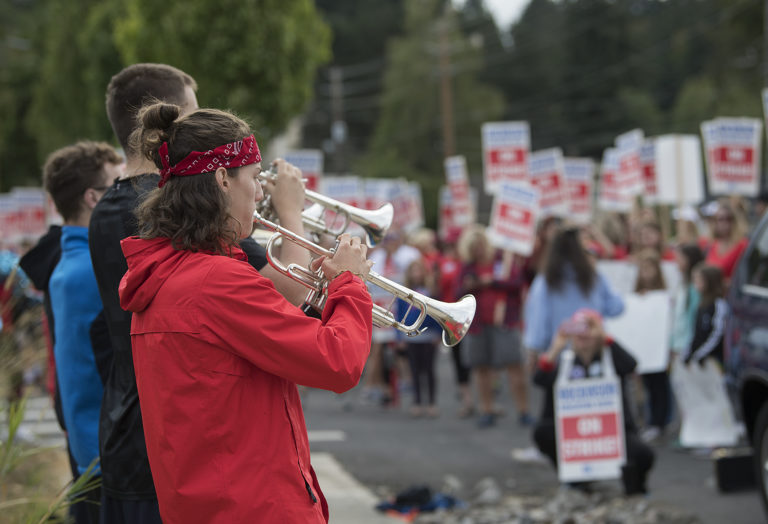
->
xmin=157 ymin=134 xmax=261 ymax=187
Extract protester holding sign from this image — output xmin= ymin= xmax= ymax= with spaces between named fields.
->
xmin=704 ymin=200 xmax=749 ymax=282
xmin=459 ymin=225 xmax=531 ymax=428
xmin=532 ymin=310 xmax=654 ymax=495
xmin=523 ymin=227 xmax=625 ymax=355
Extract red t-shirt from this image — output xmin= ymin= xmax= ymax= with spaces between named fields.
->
xmin=705 ymin=237 xmax=749 ymax=279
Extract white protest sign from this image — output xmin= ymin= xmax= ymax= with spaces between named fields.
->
xmin=701 ymin=118 xmax=762 ymax=197
xmin=596 ymin=261 xmax=637 ymax=297
xmin=321 ymin=176 xmax=364 ymax=237
xmin=402 ymin=182 xmax=425 ymax=232
xmin=439 ymin=186 xmax=477 ymax=241
xmin=444 ymin=156 xmax=474 ymax=226
xmin=563 ymin=158 xmax=594 ymax=224
xmin=529 ymin=148 xmax=568 ymax=217
xmin=284 ymin=149 xmax=323 ymax=192
xmin=481 ymin=121 xmax=530 ymax=194
xmin=604 ymin=291 xmax=672 ymax=374
xmin=555 ymin=349 xmax=626 ymax=482
xmin=640 ymin=140 xmax=657 ymax=205
xmin=487 ymin=182 xmax=539 ymax=256
xmin=654 ymin=135 xmax=705 ymax=206
xmin=670 ymin=356 xmax=740 ymax=448
xmin=763 ymin=88 xmax=768 ymax=149
xmin=598 ymin=148 xmax=631 ymax=212
xmin=615 ymin=129 xmax=645 ymax=197
xmin=597 ymin=260 xmax=681 ymax=303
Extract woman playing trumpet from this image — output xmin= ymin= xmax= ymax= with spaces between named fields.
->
xmin=118 ymin=102 xmax=373 ymax=524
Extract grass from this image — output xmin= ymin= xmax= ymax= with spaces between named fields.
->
xmin=0 ymin=296 xmax=100 ymax=523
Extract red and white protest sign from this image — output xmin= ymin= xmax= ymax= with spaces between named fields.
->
xmin=444 ymin=156 xmax=474 ymax=226
xmin=529 ymin=148 xmax=567 ymax=217
xmin=701 ymin=118 xmax=762 ymax=197
xmin=12 ymin=188 xmax=47 ymax=238
xmin=639 ymin=140 xmax=657 ymax=205
xmin=563 ymin=158 xmax=594 ymax=224
xmin=284 ymin=149 xmax=323 ymax=192
xmin=0 ymin=194 xmax=20 ymax=242
xmin=481 ymin=121 xmax=530 ymax=194
xmin=389 ymin=180 xmax=424 ymax=233
xmin=439 ymin=186 xmax=477 ymax=241
xmin=364 ymin=178 xmax=396 ymax=211
xmin=487 ymin=182 xmax=539 ymax=256
xmin=320 ymin=176 xmax=364 ymax=237
xmin=615 ymin=129 xmax=645 ymax=197
xmin=598 ymin=148 xmax=631 ymax=212
xmin=555 ymin=349 xmax=626 ymax=482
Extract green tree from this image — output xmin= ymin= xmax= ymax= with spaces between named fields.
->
xmin=25 ymin=0 xmax=123 ymax=165
xmin=3 ymin=0 xmax=331 ymax=190
xmin=113 ymin=0 xmax=331 ymax=139
xmin=360 ymin=0 xmax=504 ymax=227
xmin=0 ymin=0 xmax=47 ymax=189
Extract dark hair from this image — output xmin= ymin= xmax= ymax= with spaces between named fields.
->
xmin=676 ymin=243 xmax=705 ymax=284
xmin=106 ymin=64 xmax=197 ymax=155
xmin=133 ymin=103 xmax=251 ymax=254
xmin=43 ymin=141 xmax=122 ymax=221
xmin=693 ymin=263 xmax=724 ymax=306
xmin=634 ymin=250 xmax=666 ymax=292
xmin=544 ymin=227 xmax=595 ymax=295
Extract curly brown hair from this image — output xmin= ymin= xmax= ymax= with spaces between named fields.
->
xmin=132 ymin=102 xmax=252 ymax=255
xmin=43 ymin=141 xmax=122 ymax=221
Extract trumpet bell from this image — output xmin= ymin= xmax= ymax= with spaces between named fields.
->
xmin=436 ymin=294 xmax=477 ymax=347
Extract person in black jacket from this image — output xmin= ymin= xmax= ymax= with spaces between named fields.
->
xmin=683 ymin=264 xmax=728 ymax=366
xmin=90 ymin=63 xmax=310 ymax=524
xmin=532 ymin=309 xmax=655 ymax=495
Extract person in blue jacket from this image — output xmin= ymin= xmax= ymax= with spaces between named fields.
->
xmin=523 ymin=227 xmax=624 ymax=354
xmin=44 ymin=141 xmax=123 ymax=524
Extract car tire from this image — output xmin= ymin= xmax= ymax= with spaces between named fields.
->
xmin=753 ymin=402 xmax=768 ymax=516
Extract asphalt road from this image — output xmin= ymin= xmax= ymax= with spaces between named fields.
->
xmin=304 ymin=347 xmax=766 ymax=524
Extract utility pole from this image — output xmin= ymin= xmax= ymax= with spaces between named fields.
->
xmin=438 ymin=18 xmax=456 ymax=159
xmin=329 ymin=66 xmax=347 ymax=173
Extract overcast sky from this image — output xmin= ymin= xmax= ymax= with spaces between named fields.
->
xmin=477 ymin=0 xmax=532 ymax=29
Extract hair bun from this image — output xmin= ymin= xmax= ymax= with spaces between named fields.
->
xmin=133 ymin=102 xmax=183 ymax=165
xmin=140 ymin=102 xmax=181 ymax=133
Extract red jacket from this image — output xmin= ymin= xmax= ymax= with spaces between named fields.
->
xmin=118 ymin=237 xmax=373 ymax=524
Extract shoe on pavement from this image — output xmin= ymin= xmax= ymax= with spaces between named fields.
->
xmin=518 ymin=413 xmax=535 ymax=427
xmin=477 ymin=413 xmax=496 ymax=429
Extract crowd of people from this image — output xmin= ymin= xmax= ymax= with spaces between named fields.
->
xmin=353 ymin=191 xmax=767 ymax=496
xmin=0 ymin=59 xmax=767 ymax=521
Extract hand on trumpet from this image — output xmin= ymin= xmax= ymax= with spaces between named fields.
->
xmin=309 ymin=233 xmax=373 ymax=281
xmin=263 ymin=159 xmax=305 ymax=220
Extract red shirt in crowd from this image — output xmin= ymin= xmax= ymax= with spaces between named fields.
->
xmin=705 ymin=237 xmax=749 ymax=280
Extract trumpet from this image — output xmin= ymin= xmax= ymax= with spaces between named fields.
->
xmin=253 ymin=210 xmax=476 ymax=347
xmin=256 ymin=168 xmax=394 ymax=247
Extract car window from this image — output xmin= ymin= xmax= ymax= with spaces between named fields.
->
xmin=745 ymin=221 xmax=768 ymax=289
